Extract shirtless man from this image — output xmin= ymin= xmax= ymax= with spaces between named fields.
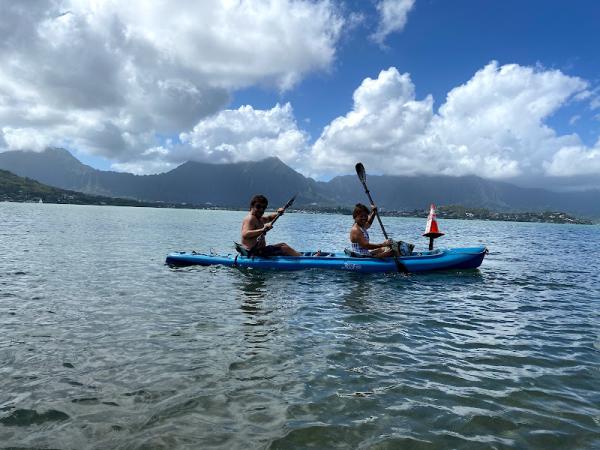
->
xmin=241 ymin=194 xmax=300 ymax=256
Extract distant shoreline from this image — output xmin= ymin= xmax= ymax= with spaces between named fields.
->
xmin=2 ymin=198 xmax=595 ymax=225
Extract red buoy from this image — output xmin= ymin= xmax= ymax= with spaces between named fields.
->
xmin=423 ymin=204 xmax=444 ymax=250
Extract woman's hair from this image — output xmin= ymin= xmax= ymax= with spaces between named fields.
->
xmin=353 ymin=203 xmax=370 ymax=219
xmin=250 ymin=194 xmax=268 ymax=208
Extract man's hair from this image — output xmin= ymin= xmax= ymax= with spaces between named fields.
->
xmin=250 ymin=194 xmax=268 ymax=208
xmin=353 ymin=203 xmax=370 ymax=219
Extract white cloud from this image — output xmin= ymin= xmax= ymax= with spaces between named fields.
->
xmin=545 ymin=142 xmax=600 ymax=176
xmin=111 ymin=159 xmax=178 ymax=176
xmin=311 ymin=67 xmax=434 ymax=173
xmin=104 ymin=102 xmax=308 ymax=174
xmin=2 ymin=127 xmax=54 ymax=152
xmin=1 ymin=1 xmax=598 ymax=188
xmin=372 ymin=0 xmax=415 ymax=45
xmin=179 ymin=103 xmax=309 ymax=167
xmin=118 ymin=61 xmax=598 ymax=181
xmin=432 ymin=62 xmax=587 ymax=176
xmin=310 ymin=62 xmax=592 ymax=181
xmin=0 ymin=0 xmax=344 ymax=163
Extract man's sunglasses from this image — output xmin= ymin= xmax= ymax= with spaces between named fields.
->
xmin=254 ymin=204 xmax=267 ymax=210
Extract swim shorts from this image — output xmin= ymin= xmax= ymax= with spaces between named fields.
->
xmin=255 ymin=245 xmax=286 ymax=257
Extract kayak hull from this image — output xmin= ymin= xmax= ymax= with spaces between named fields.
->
xmin=166 ymin=247 xmax=487 ymax=273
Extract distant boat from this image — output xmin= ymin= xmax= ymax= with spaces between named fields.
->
xmin=38 ymin=198 xmax=43 ymax=203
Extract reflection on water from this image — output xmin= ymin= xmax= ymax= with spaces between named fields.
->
xmin=235 ymin=269 xmax=269 ymax=300
xmin=340 ymin=274 xmax=377 ymax=312
xmin=232 ymin=270 xmax=279 ymax=365
xmin=234 ymin=269 xmax=273 ymax=324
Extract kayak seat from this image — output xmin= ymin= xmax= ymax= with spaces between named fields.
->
xmin=301 ymin=251 xmax=333 ymax=257
xmin=395 ymin=241 xmax=416 ymax=256
xmin=344 ymin=248 xmax=371 ymax=258
xmin=234 ymin=242 xmax=250 ymax=256
xmin=344 ymin=244 xmax=415 ymax=257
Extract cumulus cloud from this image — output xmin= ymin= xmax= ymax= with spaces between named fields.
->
xmin=311 ymin=67 xmax=434 ymax=173
xmin=2 ymin=127 xmax=54 ymax=152
xmin=69 ymin=59 xmax=600 ymax=184
xmin=372 ymin=0 xmax=415 ymax=45
xmin=179 ymin=103 xmax=309 ymax=166
xmin=545 ymin=142 xmax=600 ymax=176
xmin=310 ymin=62 xmax=593 ymax=181
xmin=107 ymin=102 xmax=309 ymax=174
xmin=0 ymin=0 xmax=344 ymax=166
xmin=111 ymin=152 xmax=179 ymax=176
xmin=2 ymin=1 xmax=599 ymax=187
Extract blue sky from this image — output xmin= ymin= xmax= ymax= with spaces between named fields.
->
xmin=1 ymin=0 xmax=599 ymax=189
xmin=233 ymin=0 xmax=599 ymax=144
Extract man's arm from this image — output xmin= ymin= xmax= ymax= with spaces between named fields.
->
xmin=263 ymin=207 xmax=284 ymax=222
xmin=241 ymin=217 xmax=271 ymax=239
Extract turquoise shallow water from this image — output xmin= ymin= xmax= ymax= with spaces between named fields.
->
xmin=0 ymin=203 xmax=599 ymax=449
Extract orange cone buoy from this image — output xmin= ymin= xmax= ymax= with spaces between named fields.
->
xmin=423 ymin=204 xmax=444 ymax=250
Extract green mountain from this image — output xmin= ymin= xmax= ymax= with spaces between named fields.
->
xmin=321 ymin=174 xmax=600 ymax=216
xmin=1 ymin=148 xmax=600 ymax=217
xmin=0 ymin=148 xmax=326 ymax=207
xmin=0 ymin=168 xmax=180 ymax=207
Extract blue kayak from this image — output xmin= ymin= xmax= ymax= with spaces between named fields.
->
xmin=166 ymin=246 xmax=487 ymax=273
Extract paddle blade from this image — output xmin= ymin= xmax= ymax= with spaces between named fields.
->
xmin=355 ymin=162 xmax=366 ymax=183
xmin=284 ymin=193 xmax=297 ymax=210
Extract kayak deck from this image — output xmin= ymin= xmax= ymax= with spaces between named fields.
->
xmin=166 ymin=246 xmax=487 ymax=273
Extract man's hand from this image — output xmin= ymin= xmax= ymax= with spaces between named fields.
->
xmin=370 ymin=204 xmax=377 ymax=212
xmin=263 ymin=222 xmax=273 ymax=232
xmin=276 ymin=207 xmax=285 ymax=215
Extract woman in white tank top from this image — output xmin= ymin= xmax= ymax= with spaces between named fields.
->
xmin=349 ymin=203 xmax=394 ymax=258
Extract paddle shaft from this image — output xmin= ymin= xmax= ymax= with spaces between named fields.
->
xmin=359 ymin=183 xmax=390 ymax=240
xmin=356 ymin=165 xmax=407 ymax=274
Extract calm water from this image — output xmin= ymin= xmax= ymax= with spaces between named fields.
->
xmin=1 ymin=203 xmax=599 ymax=449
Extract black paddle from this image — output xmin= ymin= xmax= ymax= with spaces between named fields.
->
xmin=248 ymin=194 xmax=297 ymax=256
xmin=355 ymin=163 xmax=407 ymax=274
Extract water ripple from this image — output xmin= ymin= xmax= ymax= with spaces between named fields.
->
xmin=0 ymin=204 xmax=599 ymax=449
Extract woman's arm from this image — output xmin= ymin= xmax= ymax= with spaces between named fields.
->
xmin=366 ymin=205 xmax=377 ymax=229
xmin=351 ymin=226 xmax=386 ymax=250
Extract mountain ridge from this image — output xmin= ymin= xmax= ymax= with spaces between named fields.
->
xmin=1 ymin=148 xmax=599 ymax=217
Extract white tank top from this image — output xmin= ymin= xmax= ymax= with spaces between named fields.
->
xmin=351 ymin=226 xmax=371 ymax=255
